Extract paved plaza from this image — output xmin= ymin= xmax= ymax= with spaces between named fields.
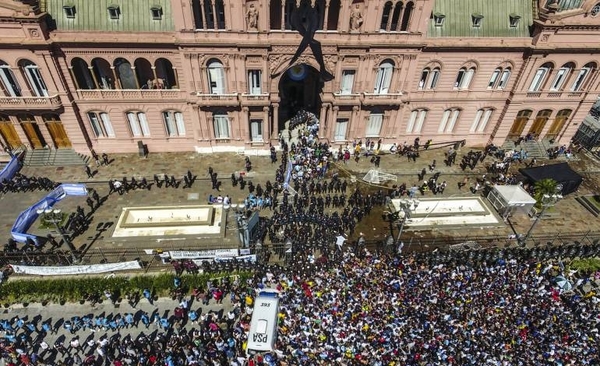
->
xmin=1 ymin=145 xmax=600 ymax=263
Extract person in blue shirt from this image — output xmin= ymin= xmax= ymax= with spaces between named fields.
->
xmin=160 ymin=317 xmax=170 ymax=330
xmin=140 ymin=313 xmax=150 ymax=328
xmin=143 ymin=288 xmax=153 ymax=305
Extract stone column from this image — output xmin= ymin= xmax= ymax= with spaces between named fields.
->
xmin=88 ymin=67 xmax=100 ymax=89
xmin=111 ymin=67 xmax=120 ymax=89
xmin=280 ymin=0 xmax=285 ymax=30
xmin=200 ymin=0 xmax=208 ymax=30
xmin=172 ymin=67 xmax=179 ymax=89
xmin=319 ymin=103 xmax=329 ymax=133
xmin=323 ymin=0 xmax=330 ymax=30
xmin=130 ymin=67 xmax=141 ymax=89
xmin=210 ymin=0 xmax=218 ymax=30
xmin=68 ymin=67 xmax=80 ymax=90
xmin=192 ymin=104 xmax=204 ymax=140
xmin=331 ymin=106 xmax=339 ymax=132
xmin=263 ymin=106 xmax=270 ymax=140
xmin=242 ymin=107 xmax=250 ymax=142
xmin=272 ymin=103 xmax=280 ymax=138
xmin=350 ymin=105 xmax=360 ymax=139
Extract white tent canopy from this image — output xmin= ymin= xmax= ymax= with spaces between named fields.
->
xmin=487 ymin=184 xmax=536 ymax=219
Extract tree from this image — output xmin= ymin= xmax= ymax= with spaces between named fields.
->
xmin=533 ymin=178 xmax=558 ymax=207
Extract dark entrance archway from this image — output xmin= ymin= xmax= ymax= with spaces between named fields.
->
xmin=277 ymin=64 xmax=322 ymax=131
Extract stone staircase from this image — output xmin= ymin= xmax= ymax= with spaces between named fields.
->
xmin=23 ymin=149 xmax=90 ymax=167
xmin=501 ymin=140 xmax=547 ymax=159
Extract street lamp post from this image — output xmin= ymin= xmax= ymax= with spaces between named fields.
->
xmin=37 ymin=208 xmax=79 ymax=263
xmin=520 ymin=184 xmax=563 ymax=246
xmin=383 ymin=199 xmax=419 ymax=253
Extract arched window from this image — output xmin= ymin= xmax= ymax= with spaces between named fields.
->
xmin=215 ymin=0 xmax=226 ymax=29
xmin=380 ymin=2 xmax=393 ymax=30
xmin=155 ymin=58 xmax=178 ymax=89
xmin=0 ymin=60 xmax=21 ymax=97
xmin=134 ymin=58 xmax=154 ymax=90
xmin=570 ymin=62 xmax=596 ymax=92
xmin=419 ymin=66 xmax=440 ymax=90
xmin=71 ymin=58 xmax=95 ymax=90
xmin=488 ymin=68 xmax=501 ymax=89
xmin=126 ymin=111 xmax=150 ymax=137
xmin=87 ymin=112 xmax=115 ymax=138
xmin=114 ymin=58 xmax=137 ymax=89
xmin=91 ymin=58 xmax=114 ymax=89
xmin=374 ymin=60 xmax=394 ymax=94
xmin=488 ymin=67 xmax=511 ymax=90
xmin=470 ymin=108 xmax=494 ymax=133
xmin=499 ymin=68 xmax=511 ymax=89
xmin=207 ymin=60 xmax=226 ymax=94
xmin=19 ymin=60 xmax=48 ymax=97
xmin=204 ymin=0 xmax=215 ymax=29
xmin=390 ymin=2 xmax=403 ymax=31
xmin=438 ymin=108 xmax=460 ymax=133
xmin=529 ymin=62 xmax=553 ymax=92
xmin=162 ymin=110 xmax=186 ymax=137
xmin=454 ymin=67 xmax=475 ymax=89
xmin=400 ymin=1 xmax=414 ymax=31
xmin=327 ymin=0 xmax=340 ymax=30
xmin=192 ymin=0 xmax=225 ymax=30
xmin=550 ymin=62 xmax=574 ymax=91
xmin=270 ymin=0 xmax=281 ymax=29
xmin=406 ymin=109 xmax=427 ymax=134
xmin=284 ymin=0 xmax=295 ymax=30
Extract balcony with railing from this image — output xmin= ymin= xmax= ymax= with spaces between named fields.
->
xmin=196 ymin=93 xmax=240 ymax=107
xmin=239 ymin=93 xmax=269 ymax=106
xmin=522 ymin=90 xmax=585 ymax=99
xmin=76 ymin=89 xmax=184 ymax=100
xmin=361 ymin=92 xmax=403 ymax=106
xmin=330 ymin=92 xmax=361 ymax=106
xmin=0 ymin=95 xmax=62 ymax=110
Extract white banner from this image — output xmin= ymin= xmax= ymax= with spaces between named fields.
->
xmin=169 ymin=249 xmax=239 ymax=260
xmin=10 ymin=261 xmax=142 ymax=276
xmin=214 ymin=254 xmax=257 ymax=263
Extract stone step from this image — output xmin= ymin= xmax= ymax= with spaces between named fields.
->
xmin=23 ymin=149 xmax=90 ymax=167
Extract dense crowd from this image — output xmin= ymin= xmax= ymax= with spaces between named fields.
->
xmin=1 ymin=249 xmax=599 ymax=366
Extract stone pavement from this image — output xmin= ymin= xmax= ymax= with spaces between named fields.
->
xmin=1 ymin=145 xmax=599 ymax=263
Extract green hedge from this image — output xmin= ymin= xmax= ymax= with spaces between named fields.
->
xmin=568 ymin=258 xmax=600 ymax=274
xmin=0 ymin=271 xmax=252 ymax=306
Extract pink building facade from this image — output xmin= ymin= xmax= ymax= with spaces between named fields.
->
xmin=0 ymin=0 xmax=598 ymax=156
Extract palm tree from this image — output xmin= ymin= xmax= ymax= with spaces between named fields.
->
xmin=533 ymin=178 xmax=558 ymax=207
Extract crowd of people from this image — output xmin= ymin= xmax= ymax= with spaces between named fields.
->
xmin=0 ymin=174 xmax=57 ymax=193
xmin=1 ymin=247 xmax=599 ymax=366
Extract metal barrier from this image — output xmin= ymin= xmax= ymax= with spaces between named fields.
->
xmin=2 ymin=230 xmax=600 ymax=272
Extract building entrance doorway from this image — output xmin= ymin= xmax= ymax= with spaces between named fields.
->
xmin=0 ymin=115 xmax=21 ymax=150
xmin=43 ymin=114 xmax=72 ymax=148
xmin=507 ymin=110 xmax=532 ymax=140
xmin=528 ymin=109 xmax=552 ymax=137
xmin=278 ymin=64 xmax=322 ymax=131
xmin=18 ymin=114 xmax=45 ymax=149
